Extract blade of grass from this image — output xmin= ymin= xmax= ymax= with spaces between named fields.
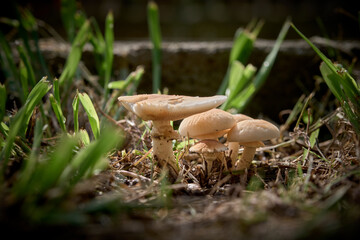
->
xmin=293 ymin=21 xmax=360 ymax=135
xmin=78 ymin=92 xmax=100 ymax=139
xmin=217 ymin=20 xmax=263 ymax=95
xmin=147 ymin=1 xmax=162 ymax=93
xmin=0 ymin=32 xmax=21 ymax=99
xmin=320 ymin=63 xmax=360 ymax=134
xmin=280 ymin=94 xmax=305 ymax=132
xmin=17 ymin=44 xmax=36 ymax=87
xmin=61 ymin=125 xmax=124 ymax=186
xmin=21 ymin=77 xmax=52 ymax=136
xmin=222 ymin=62 xmax=257 ymax=110
xmin=230 ymin=20 xmax=264 ymax=64
xmin=0 ymin=107 xmax=26 ymax=177
xmin=72 ymin=91 xmax=80 ymax=133
xmin=53 ymin=78 xmax=61 ymax=104
xmin=229 ymin=18 xmax=291 ymax=111
xmin=59 ymin=20 xmax=90 ymax=87
xmin=89 ymin=17 xmax=105 ymax=83
xmin=32 ymin=134 xmax=79 ymax=196
xmin=19 ymin=60 xmax=29 ymax=100
xmin=13 ymin=118 xmax=43 ymax=197
xmin=0 ymin=84 xmax=5 ymax=122
xmin=103 ymin=11 xmax=114 ymax=104
xmin=49 ymin=94 xmax=67 ymax=132
xmin=60 ymin=0 xmax=77 ymax=42
xmin=18 ymin=7 xmax=51 ymax=78
xmin=79 ymin=129 xmax=90 ymax=146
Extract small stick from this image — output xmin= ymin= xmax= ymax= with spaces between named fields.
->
xmin=209 ymin=174 xmax=231 ymax=195
xmin=133 ymin=147 xmax=153 ymax=166
xmin=116 ymin=169 xmax=158 ymax=184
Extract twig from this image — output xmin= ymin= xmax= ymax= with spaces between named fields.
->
xmin=116 ymin=169 xmax=158 ymax=184
xmin=134 ymin=148 xmax=153 ymax=166
xmin=209 ymin=174 xmax=231 ymax=195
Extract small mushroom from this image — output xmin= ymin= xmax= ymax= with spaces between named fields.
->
xmin=178 ymin=109 xmax=236 ymax=170
xmin=227 ymin=119 xmax=280 ymax=170
xmin=189 ymin=139 xmax=227 ymax=176
xmin=178 ymin=109 xmax=236 ymax=140
xmin=226 ymin=114 xmax=253 ymax=170
xmin=118 ymin=94 xmax=227 ymax=181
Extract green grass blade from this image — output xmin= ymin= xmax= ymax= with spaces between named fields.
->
xmin=228 ymin=28 xmax=254 ymax=64
xmin=320 ymin=63 xmax=360 ymax=134
xmin=49 ymin=94 xmax=67 ymax=132
xmin=19 ymin=60 xmax=29 ymax=100
xmin=17 ymin=44 xmax=36 ymax=87
xmin=53 ymin=78 xmax=61 ymax=104
xmin=18 ymin=7 xmax=51 ymax=79
xmin=103 ymin=11 xmax=114 ymax=102
xmin=89 ymin=17 xmax=105 ymax=82
xmin=60 ymin=0 xmax=77 ymax=42
xmin=21 ymin=77 xmax=52 ymax=136
xmin=231 ymin=18 xmax=291 ymax=111
xmin=13 ymin=118 xmax=43 ymax=197
xmin=62 ymin=125 xmax=124 ymax=185
xmin=0 ymin=32 xmax=20 ymax=98
xmin=222 ymin=63 xmax=257 ymax=110
xmin=309 ymin=128 xmax=320 ymax=148
xmin=217 ymin=21 xmax=263 ymax=95
xmin=78 ymin=92 xmax=100 ymax=139
xmin=79 ymin=129 xmax=90 ymax=146
xmin=107 ymin=66 xmax=144 ymax=114
xmin=72 ymin=91 xmax=80 ymax=133
xmin=293 ymin=21 xmax=360 ymax=135
xmin=147 ymin=1 xmax=162 ymax=93
xmin=59 ymin=20 xmax=90 ymax=87
xmin=282 ymin=94 xmax=305 ymax=131
xmin=0 ymin=84 xmax=6 ymax=122
xmin=0 ymin=107 xmax=26 ymax=176
xmin=108 ymin=67 xmax=142 ymax=90
xmin=35 ymin=134 xmax=79 ymax=195
xmin=291 ymin=23 xmax=336 ymax=71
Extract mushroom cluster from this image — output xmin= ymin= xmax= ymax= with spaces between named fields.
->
xmin=118 ymin=93 xmax=280 ymax=182
xmin=118 ymin=94 xmax=227 ymax=181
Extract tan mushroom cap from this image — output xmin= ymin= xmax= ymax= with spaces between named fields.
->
xmin=118 ymin=94 xmax=227 ymax=121
xmin=233 ymin=113 xmax=253 ymax=122
xmin=179 ymin=109 xmax=236 ymax=139
xmin=189 ymin=139 xmax=228 ymax=154
xmin=227 ymin=119 xmax=280 ymax=143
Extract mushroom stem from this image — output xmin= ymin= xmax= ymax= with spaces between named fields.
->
xmin=236 ymin=146 xmax=257 ymax=170
xmin=151 ymin=120 xmax=180 ymax=181
xmin=203 ymin=153 xmax=217 ymax=176
xmin=228 ymin=141 xmax=240 ymax=170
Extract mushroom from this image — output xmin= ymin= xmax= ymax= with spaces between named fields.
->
xmin=178 ymin=108 xmax=236 ymax=170
xmin=189 ymin=139 xmax=228 ymax=176
xmin=118 ymin=94 xmax=227 ymax=181
xmin=227 ymin=119 xmax=280 ymax=170
xmin=226 ymin=114 xmax=253 ymax=170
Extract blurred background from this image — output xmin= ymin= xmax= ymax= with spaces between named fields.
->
xmin=1 ymin=0 xmax=359 ymax=40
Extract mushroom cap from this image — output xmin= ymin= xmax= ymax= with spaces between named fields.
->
xmin=118 ymin=94 xmax=227 ymax=121
xmin=179 ymin=109 xmax=236 ymax=139
xmin=233 ymin=113 xmax=253 ymax=122
xmin=189 ymin=139 xmax=228 ymax=153
xmin=227 ymin=119 xmax=280 ymax=143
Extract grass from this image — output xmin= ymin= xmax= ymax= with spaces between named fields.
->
xmin=291 ymin=23 xmax=360 ymax=137
xmin=220 ymin=18 xmax=290 ymax=111
xmin=0 ymin=1 xmax=360 ymax=239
